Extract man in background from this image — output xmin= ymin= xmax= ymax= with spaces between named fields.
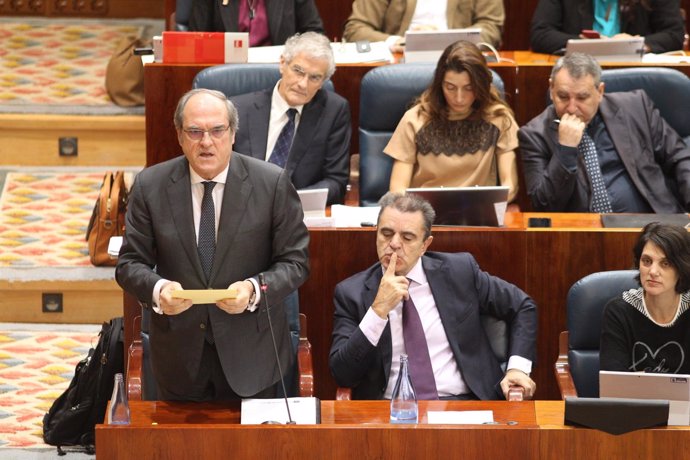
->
xmin=116 ymin=88 xmax=309 ymax=401
xmin=519 ymin=52 xmax=690 ymax=213
xmin=231 ymin=32 xmax=351 ymax=205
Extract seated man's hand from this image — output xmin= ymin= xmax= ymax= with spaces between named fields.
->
xmin=557 ymin=113 xmax=586 ymax=148
xmin=159 ymin=281 xmax=193 ymax=315
xmin=371 ymin=253 xmax=409 ymax=319
xmin=500 ymin=368 xmax=536 ymax=400
xmin=216 ymin=280 xmax=254 ymax=315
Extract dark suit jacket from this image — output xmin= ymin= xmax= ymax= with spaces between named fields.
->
xmin=188 ymin=0 xmax=324 ymax=45
xmin=530 ymin=0 xmax=685 ymax=54
xmin=329 ymin=252 xmax=537 ymax=400
xmin=231 ymin=88 xmax=351 ymax=205
xmin=116 ymin=154 xmax=310 ymax=397
xmin=519 ymin=91 xmax=690 ymax=213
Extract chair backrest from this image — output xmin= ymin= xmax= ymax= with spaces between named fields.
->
xmin=358 ymin=63 xmax=506 ymax=206
xmin=547 ymin=67 xmax=690 ymax=144
xmin=600 ymin=67 xmax=690 ymax=144
xmin=566 ymin=270 xmax=639 ymax=397
xmin=480 ymin=315 xmax=509 ymax=371
xmin=192 ymin=64 xmax=335 ymax=98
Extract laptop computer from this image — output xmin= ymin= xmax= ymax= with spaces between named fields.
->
xmin=599 ymin=370 xmax=690 ymax=425
xmin=565 ymin=37 xmax=645 ymax=62
xmin=406 ymin=186 xmax=509 ymax=227
xmin=404 ymin=28 xmax=482 ymax=63
xmin=600 ymin=213 xmax=690 ymax=229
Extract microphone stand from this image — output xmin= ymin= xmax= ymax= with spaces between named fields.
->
xmin=258 ymin=273 xmax=295 ymax=425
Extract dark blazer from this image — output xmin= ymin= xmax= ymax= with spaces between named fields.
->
xmin=530 ymin=0 xmax=685 ymax=54
xmin=116 ymin=153 xmax=310 ymax=397
xmin=329 ymin=252 xmax=537 ymax=400
xmin=189 ymin=0 xmax=324 ymax=45
xmin=519 ymin=90 xmax=690 ymax=213
xmin=231 ymin=88 xmax=351 ymax=205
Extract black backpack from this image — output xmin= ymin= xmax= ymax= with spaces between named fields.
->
xmin=42 ymin=317 xmax=124 ymax=455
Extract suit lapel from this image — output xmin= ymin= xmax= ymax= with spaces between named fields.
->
xmin=210 ymin=153 xmax=252 ymax=284
xmin=423 ymin=255 xmax=469 ymax=357
xmin=167 ymin=160 xmax=206 ymax=282
xmin=599 ymin=96 xmax=636 ymax=170
xmin=247 ymin=92 xmax=272 ymax=161
xmin=265 ymin=0 xmax=282 ymax=45
xmin=219 ymin=0 xmax=240 ymax=32
xmin=286 ymin=90 xmax=324 ymax=175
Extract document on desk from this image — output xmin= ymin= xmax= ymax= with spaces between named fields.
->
xmin=331 ymin=41 xmax=394 ymax=64
xmin=241 ymin=397 xmax=321 ymax=425
xmin=248 ymin=42 xmax=394 ymax=64
xmin=427 ymin=410 xmax=494 ymax=425
xmin=642 ymin=53 xmax=690 ymax=64
xmin=330 ymin=205 xmax=381 ymax=227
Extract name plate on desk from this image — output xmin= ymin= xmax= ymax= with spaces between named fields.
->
xmin=241 ymin=397 xmax=320 ymax=425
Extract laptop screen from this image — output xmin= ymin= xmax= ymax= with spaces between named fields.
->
xmin=565 ymin=37 xmax=645 ymax=62
xmin=406 ymin=186 xmax=509 ymax=227
xmin=599 ymin=370 xmax=690 ymax=425
xmin=404 ymin=28 xmax=482 ymax=63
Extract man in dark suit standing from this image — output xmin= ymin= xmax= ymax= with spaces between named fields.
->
xmin=189 ymin=0 xmax=324 ymax=47
xmin=519 ymin=52 xmax=690 ymax=213
xmin=329 ymin=192 xmax=537 ymax=400
xmin=116 ymin=88 xmax=310 ymax=401
xmin=231 ymin=32 xmax=351 ymax=205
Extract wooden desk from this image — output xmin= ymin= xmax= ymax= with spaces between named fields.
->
xmin=96 ymin=400 xmax=539 ymax=460
xmin=96 ymin=399 xmax=690 ymax=459
xmin=123 ymin=213 xmax=642 ymax=401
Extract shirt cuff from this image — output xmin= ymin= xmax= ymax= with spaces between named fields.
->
xmin=152 ymin=278 xmax=170 ymax=315
xmin=245 ymin=277 xmax=260 ymax=312
xmin=506 ymin=355 xmax=532 ymax=375
xmin=360 ymin=307 xmax=389 ymax=346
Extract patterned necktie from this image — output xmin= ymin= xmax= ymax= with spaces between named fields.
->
xmin=197 ymin=181 xmax=216 ymax=281
xmin=268 ymin=108 xmax=297 ymax=169
xmin=402 ymin=289 xmax=438 ymax=400
xmin=578 ymin=132 xmax=613 ymax=213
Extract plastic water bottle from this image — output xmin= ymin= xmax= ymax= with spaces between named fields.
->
xmin=390 ymin=354 xmax=418 ymax=424
xmin=107 ymin=373 xmax=131 ymax=425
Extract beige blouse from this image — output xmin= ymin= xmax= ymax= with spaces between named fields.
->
xmin=384 ymin=104 xmax=519 ymax=202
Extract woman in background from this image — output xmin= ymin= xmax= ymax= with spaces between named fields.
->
xmin=385 ymin=40 xmax=519 ymax=202
xmin=601 ymin=222 xmax=690 ymax=374
xmin=530 ymin=0 xmax=685 ymax=55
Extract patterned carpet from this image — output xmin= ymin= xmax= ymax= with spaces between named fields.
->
xmin=0 ymin=323 xmax=100 ymax=449
xmin=0 ymin=170 xmax=105 ymax=268
xmin=0 ymin=17 xmax=162 ymax=115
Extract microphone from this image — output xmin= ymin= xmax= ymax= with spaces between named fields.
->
xmin=258 ymin=273 xmax=295 ymax=425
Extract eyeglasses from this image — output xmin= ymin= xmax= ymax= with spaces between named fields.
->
xmin=183 ymin=126 xmax=229 ymax=141
xmin=288 ymin=64 xmax=325 ymax=84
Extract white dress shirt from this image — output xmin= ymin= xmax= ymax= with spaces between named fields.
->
xmin=265 ymin=82 xmax=304 ymax=161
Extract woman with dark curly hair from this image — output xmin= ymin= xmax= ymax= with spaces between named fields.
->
xmin=385 ymin=40 xmax=519 ymax=202
xmin=530 ymin=0 xmax=685 ymax=54
xmin=601 ymin=222 xmax=690 ymax=374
